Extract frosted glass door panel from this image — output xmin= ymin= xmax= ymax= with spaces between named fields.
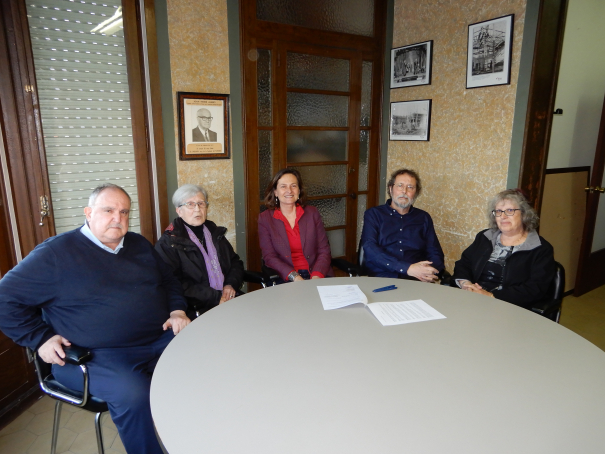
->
xmin=307 ymin=197 xmax=346 ymax=228
xmin=287 ymin=53 xmax=349 ymax=91
xmin=326 ymin=229 xmax=346 ymax=257
xmin=293 ymin=165 xmax=347 ymax=197
xmin=258 ymin=131 xmax=273 ymax=200
xmin=287 ymin=93 xmax=348 ymax=127
xmin=358 ymin=130 xmax=369 ymax=191
xmin=361 ymin=61 xmax=373 ymax=126
xmin=257 ymin=49 xmax=272 ymax=126
xmin=257 ymin=0 xmax=375 ymax=37
xmin=287 ymin=131 xmax=348 ymax=163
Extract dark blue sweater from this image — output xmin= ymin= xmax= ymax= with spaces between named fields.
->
xmin=0 ymin=228 xmax=187 ymax=350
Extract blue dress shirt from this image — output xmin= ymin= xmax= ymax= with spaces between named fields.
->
xmin=361 ymin=200 xmax=444 ymax=278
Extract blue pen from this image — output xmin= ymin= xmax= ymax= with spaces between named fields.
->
xmin=372 ymin=285 xmax=397 ymax=293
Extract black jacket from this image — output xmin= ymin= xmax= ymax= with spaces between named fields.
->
xmin=452 ymin=229 xmax=555 ymax=309
xmin=155 ymin=218 xmax=244 ymax=317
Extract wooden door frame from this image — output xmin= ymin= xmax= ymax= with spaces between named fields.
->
xmin=239 ymin=0 xmax=386 ymax=270
xmin=574 ymin=95 xmax=605 ymax=295
xmin=0 ymin=0 xmax=168 ymax=258
xmin=518 ymin=0 xmax=568 ymax=211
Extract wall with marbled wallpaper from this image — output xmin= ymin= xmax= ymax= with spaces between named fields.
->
xmin=390 ymin=0 xmax=527 ymax=272
xmin=165 ymin=0 xmax=236 ymax=247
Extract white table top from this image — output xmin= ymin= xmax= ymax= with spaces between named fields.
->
xmin=151 ymin=277 xmax=605 ymax=453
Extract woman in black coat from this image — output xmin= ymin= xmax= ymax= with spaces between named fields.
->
xmin=155 ymin=184 xmax=244 ymax=318
xmin=452 ymin=189 xmax=555 ymax=309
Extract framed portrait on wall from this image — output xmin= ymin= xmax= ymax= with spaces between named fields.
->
xmin=390 ymin=40 xmax=433 ymax=89
xmin=466 ymin=14 xmax=514 ymax=89
xmin=389 ymin=99 xmax=432 ymax=141
xmin=178 ymin=92 xmax=230 ymax=160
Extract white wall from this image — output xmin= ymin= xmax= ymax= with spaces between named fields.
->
xmin=547 ymin=0 xmax=605 ymax=252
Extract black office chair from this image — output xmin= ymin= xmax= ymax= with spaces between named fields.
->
xmin=531 ymin=261 xmax=565 ymax=323
xmin=29 ymin=345 xmax=108 ymax=454
xmin=242 ymin=260 xmax=281 ymax=287
xmin=331 ymin=243 xmax=368 ymax=277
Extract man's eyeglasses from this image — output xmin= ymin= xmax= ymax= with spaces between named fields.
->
xmin=197 ymin=116 xmax=213 ymax=121
xmin=394 ymin=183 xmax=416 ymax=191
xmin=492 ymin=208 xmax=521 ymax=217
xmin=179 ymin=201 xmax=208 ymax=209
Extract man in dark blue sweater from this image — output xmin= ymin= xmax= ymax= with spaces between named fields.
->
xmin=0 ymin=184 xmax=190 ymax=454
xmin=361 ymin=168 xmax=444 ymax=282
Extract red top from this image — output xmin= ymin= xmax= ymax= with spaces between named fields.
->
xmin=273 ymin=206 xmax=324 ymax=279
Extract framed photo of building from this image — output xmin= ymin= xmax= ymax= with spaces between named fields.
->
xmin=178 ymin=92 xmax=230 ymax=160
xmin=390 ymin=40 xmax=433 ymax=88
xmin=466 ymin=14 xmax=514 ymax=89
xmin=389 ymin=99 xmax=432 ymax=141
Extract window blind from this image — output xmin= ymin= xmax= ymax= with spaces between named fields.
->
xmin=26 ymin=0 xmax=140 ymax=234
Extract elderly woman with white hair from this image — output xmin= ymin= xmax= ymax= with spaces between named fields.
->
xmin=155 ymin=184 xmax=244 ymax=318
xmin=452 ymin=189 xmax=555 ymax=309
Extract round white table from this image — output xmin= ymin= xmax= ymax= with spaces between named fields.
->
xmin=151 ymin=277 xmax=605 ymax=453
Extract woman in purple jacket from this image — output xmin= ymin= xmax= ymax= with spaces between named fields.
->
xmin=258 ymin=168 xmax=333 ymax=283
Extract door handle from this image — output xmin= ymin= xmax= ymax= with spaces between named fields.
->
xmin=39 ymin=195 xmax=49 ymax=226
xmin=349 ymin=192 xmax=357 ymax=199
xmin=585 ymin=186 xmax=605 ymax=193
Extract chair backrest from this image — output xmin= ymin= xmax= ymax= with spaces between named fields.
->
xmin=550 ymin=261 xmax=565 ymax=302
xmin=357 ymin=243 xmax=368 ymax=276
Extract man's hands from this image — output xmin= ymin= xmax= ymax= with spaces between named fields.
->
xmin=163 ymin=310 xmax=191 ymax=335
xmin=407 ymin=261 xmax=439 ymax=283
xmin=219 ymin=285 xmax=236 ymax=304
xmin=39 ymin=335 xmax=72 ymax=366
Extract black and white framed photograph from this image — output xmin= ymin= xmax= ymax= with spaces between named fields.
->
xmin=389 ymin=99 xmax=432 ymax=141
xmin=466 ymin=14 xmax=514 ymax=89
xmin=178 ymin=92 xmax=230 ymax=160
xmin=390 ymin=40 xmax=433 ymax=88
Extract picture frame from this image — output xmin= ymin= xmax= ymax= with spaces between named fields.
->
xmin=389 ymin=99 xmax=432 ymax=141
xmin=178 ymin=92 xmax=230 ymax=160
xmin=390 ymin=40 xmax=433 ymax=89
xmin=466 ymin=14 xmax=514 ymax=89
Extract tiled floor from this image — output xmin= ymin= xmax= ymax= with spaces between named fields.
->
xmin=0 ymin=284 xmax=603 ymax=454
xmin=0 ymin=396 xmax=125 ymax=454
xmin=559 ymin=284 xmax=605 ymax=351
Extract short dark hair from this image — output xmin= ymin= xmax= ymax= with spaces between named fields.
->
xmin=88 ymin=183 xmax=132 ymax=207
xmin=387 ymin=168 xmax=422 ymax=198
xmin=487 ymin=189 xmax=540 ymax=231
xmin=263 ymin=168 xmax=307 ymax=209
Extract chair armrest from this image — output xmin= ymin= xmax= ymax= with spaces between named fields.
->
xmin=243 ymin=269 xmax=264 ymax=285
xmin=331 ymin=258 xmax=359 ymax=276
xmin=439 ymin=270 xmax=452 ymax=286
xmin=531 ymin=298 xmax=561 ymax=316
xmin=63 ymin=345 xmax=92 ymax=366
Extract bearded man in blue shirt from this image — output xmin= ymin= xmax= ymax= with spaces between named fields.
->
xmin=361 ymin=168 xmax=445 ymax=282
xmin=0 ymin=183 xmax=190 ymax=454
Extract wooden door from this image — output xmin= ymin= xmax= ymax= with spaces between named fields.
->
xmin=240 ymin=0 xmax=386 ymax=270
xmin=575 ymin=95 xmax=605 ymax=296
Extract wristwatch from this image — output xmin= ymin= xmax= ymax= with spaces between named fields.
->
xmin=287 ymin=271 xmax=300 ymax=282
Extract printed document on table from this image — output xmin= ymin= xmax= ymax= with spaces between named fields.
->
xmin=317 ymin=285 xmax=368 ymax=310
xmin=368 ymin=300 xmax=446 ymax=326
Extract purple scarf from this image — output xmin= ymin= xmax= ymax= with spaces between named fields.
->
xmin=184 ymin=224 xmax=224 ymax=291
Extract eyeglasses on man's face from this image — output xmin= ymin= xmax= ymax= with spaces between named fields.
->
xmin=492 ymin=208 xmax=521 ymax=217
xmin=394 ymin=183 xmax=416 ymax=191
xmin=179 ymin=201 xmax=208 ymax=210
xmin=198 ymin=116 xmax=213 ymax=121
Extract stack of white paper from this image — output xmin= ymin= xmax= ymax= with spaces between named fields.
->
xmin=317 ymin=285 xmax=446 ymax=326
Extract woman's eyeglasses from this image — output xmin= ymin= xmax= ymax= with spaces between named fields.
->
xmin=492 ymin=208 xmax=521 ymax=217
xmin=179 ymin=201 xmax=208 ymax=209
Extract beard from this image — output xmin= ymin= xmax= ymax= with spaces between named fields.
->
xmin=391 ymin=194 xmax=415 ymax=210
